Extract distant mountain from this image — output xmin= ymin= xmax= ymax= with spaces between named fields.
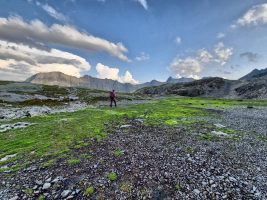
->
xmin=137 ymin=73 xmax=267 ymax=99
xmin=166 ymin=76 xmax=195 ymax=84
xmin=25 ymin=72 xmax=194 ymax=93
xmin=26 ymin=72 xmax=138 ymax=93
xmin=137 ymin=77 xmax=231 ymax=97
xmin=239 ymin=68 xmax=267 ymax=81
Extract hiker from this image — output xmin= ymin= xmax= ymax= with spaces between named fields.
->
xmin=109 ymin=89 xmax=117 ymax=107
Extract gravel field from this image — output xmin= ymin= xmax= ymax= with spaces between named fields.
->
xmin=207 ymin=106 xmax=267 ymax=135
xmin=1 ymin=106 xmax=267 ymax=199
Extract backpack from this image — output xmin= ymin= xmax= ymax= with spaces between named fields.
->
xmin=110 ymin=91 xmax=115 ymax=98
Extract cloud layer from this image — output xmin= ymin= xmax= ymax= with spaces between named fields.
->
xmin=96 ymin=63 xmax=139 ymax=84
xmin=0 ymin=16 xmax=129 ymax=61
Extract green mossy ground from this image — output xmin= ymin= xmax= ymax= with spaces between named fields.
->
xmin=1 ymin=97 xmax=267 ymax=172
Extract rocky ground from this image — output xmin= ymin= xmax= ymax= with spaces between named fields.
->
xmin=0 ymin=106 xmax=266 ymax=200
xmin=0 ymin=99 xmax=151 ymax=121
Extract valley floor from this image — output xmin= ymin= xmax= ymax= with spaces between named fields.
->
xmin=0 ymin=97 xmax=267 ymax=199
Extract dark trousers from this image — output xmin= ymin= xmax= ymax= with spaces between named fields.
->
xmin=110 ymin=98 xmax=117 ymax=107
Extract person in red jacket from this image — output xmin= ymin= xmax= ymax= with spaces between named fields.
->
xmin=109 ymin=89 xmax=117 ymax=107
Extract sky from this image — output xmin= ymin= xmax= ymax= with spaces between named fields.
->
xmin=0 ymin=0 xmax=267 ymax=83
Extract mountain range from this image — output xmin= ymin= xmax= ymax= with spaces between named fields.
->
xmin=24 ymin=68 xmax=267 ymax=98
xmin=25 ymin=72 xmax=194 ymax=93
xmin=137 ymin=68 xmax=267 ymax=99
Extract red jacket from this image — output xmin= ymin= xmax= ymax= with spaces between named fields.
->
xmin=110 ymin=91 xmax=116 ymax=98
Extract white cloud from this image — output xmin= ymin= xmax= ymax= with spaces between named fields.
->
xmin=0 ymin=40 xmax=91 ymax=80
xmin=214 ymin=42 xmax=233 ymax=65
xmin=170 ymin=57 xmax=201 ymax=79
xmin=96 ymin=63 xmax=139 ymax=84
xmin=135 ymin=52 xmax=150 ymax=61
xmin=41 ymin=4 xmax=68 ymax=22
xmin=197 ymin=49 xmax=213 ymax=63
xmin=120 ymin=71 xmax=139 ymax=84
xmin=136 ymin=0 xmax=148 ymax=10
xmin=216 ymin=32 xmax=225 ymax=39
xmin=175 ymin=36 xmax=182 ymax=45
xmin=0 ymin=16 xmax=130 ymax=61
xmin=232 ymin=3 xmax=267 ymax=27
xmin=170 ymin=42 xmax=233 ymax=78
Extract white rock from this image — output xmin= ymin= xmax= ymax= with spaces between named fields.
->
xmin=61 ymin=190 xmax=71 ymax=198
xmin=229 ymin=177 xmax=237 ymax=182
xmin=9 ymin=196 xmax=19 ymax=200
xmin=211 ymin=131 xmax=229 ymax=137
xmin=35 ymin=180 xmax=42 ymax=185
xmin=0 ymin=154 xmax=17 ymax=162
xmin=46 ymin=177 xmax=52 ymax=182
xmin=134 ymin=119 xmax=144 ymax=123
xmin=0 ymin=165 xmax=8 ymax=169
xmin=214 ymin=123 xmax=226 ymax=128
xmin=42 ymin=183 xmax=51 ymax=190
xmin=193 ymin=189 xmax=200 ymax=195
xmin=120 ymin=124 xmax=132 ymax=128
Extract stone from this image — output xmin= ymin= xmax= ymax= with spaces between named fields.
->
xmin=52 ymin=176 xmax=63 ymax=183
xmin=9 ymin=196 xmax=19 ymax=200
xmin=42 ymin=183 xmax=51 ymax=190
xmin=35 ymin=180 xmax=42 ymax=185
xmin=61 ymin=190 xmax=71 ymax=198
xmin=46 ymin=177 xmax=52 ymax=182
xmin=0 ymin=154 xmax=17 ymax=162
xmin=229 ymin=177 xmax=237 ymax=182
xmin=134 ymin=119 xmax=144 ymax=123
xmin=211 ymin=131 xmax=229 ymax=137
xmin=120 ymin=124 xmax=132 ymax=128
xmin=214 ymin=123 xmax=226 ymax=128
xmin=193 ymin=189 xmax=200 ymax=195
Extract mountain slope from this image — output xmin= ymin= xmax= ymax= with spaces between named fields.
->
xmin=166 ymin=76 xmax=195 ymax=84
xmin=137 ymin=76 xmax=267 ymax=99
xmin=25 ymin=72 xmax=194 ymax=93
xmin=137 ymin=77 xmax=232 ymax=97
xmin=26 ymin=72 xmax=139 ymax=93
xmin=239 ymin=68 xmax=267 ymax=81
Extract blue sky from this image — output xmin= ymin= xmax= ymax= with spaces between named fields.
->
xmin=0 ymin=0 xmax=267 ymax=83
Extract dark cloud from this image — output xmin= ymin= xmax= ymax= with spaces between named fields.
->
xmin=240 ymin=52 xmax=259 ymax=62
xmin=0 ymin=63 xmax=31 ymax=74
xmin=36 ymin=56 xmax=82 ymax=66
xmin=0 ymin=52 xmax=36 ymax=65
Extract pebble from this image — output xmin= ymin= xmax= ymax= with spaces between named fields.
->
xmin=120 ymin=124 xmax=132 ymax=128
xmin=9 ymin=196 xmax=19 ymax=200
xmin=193 ymin=189 xmax=200 ymax=195
xmin=61 ymin=190 xmax=71 ymax=198
xmin=42 ymin=183 xmax=51 ymax=190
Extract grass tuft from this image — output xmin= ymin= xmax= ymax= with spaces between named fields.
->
xmin=67 ymin=159 xmax=81 ymax=166
xmin=107 ymin=172 xmax=118 ymax=182
xmin=84 ymin=186 xmax=94 ymax=196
